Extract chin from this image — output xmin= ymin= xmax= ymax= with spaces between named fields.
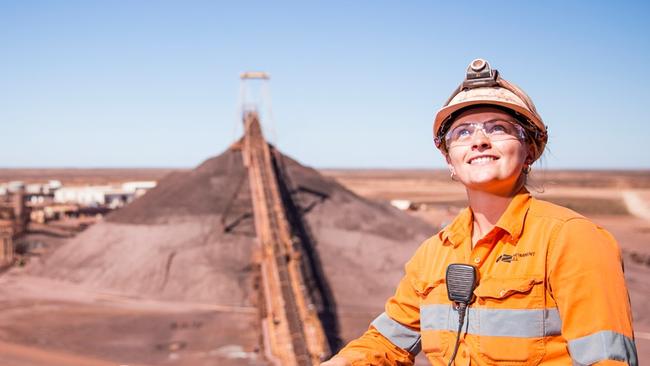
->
xmin=467 ymin=170 xmax=501 ymax=184
xmin=463 ymin=170 xmax=519 ymax=191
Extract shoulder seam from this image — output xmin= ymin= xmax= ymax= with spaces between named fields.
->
xmin=527 ymin=209 xmax=586 ymax=224
xmin=529 ymin=197 xmax=587 ymax=223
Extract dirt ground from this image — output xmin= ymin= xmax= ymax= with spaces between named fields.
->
xmin=0 ymin=270 xmax=266 ymax=366
xmin=1 ymin=168 xmax=649 ymax=365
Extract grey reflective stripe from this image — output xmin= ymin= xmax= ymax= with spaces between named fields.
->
xmin=545 ymin=307 xmax=562 ymax=336
xmin=421 ymin=304 xmax=562 ymax=338
xmin=371 ymin=312 xmax=421 ymax=354
xmin=568 ymin=330 xmax=638 ymax=366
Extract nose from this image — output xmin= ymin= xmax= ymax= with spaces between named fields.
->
xmin=471 ymin=128 xmax=491 ymax=150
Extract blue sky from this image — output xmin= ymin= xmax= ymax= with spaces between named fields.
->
xmin=1 ymin=0 xmax=649 ymax=169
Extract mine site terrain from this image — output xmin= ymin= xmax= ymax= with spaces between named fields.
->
xmin=0 ymin=163 xmax=649 ymax=365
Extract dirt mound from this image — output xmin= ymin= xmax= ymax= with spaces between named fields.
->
xmin=30 ymin=144 xmax=435 ymax=345
xmin=106 ymin=148 xmax=252 ymax=225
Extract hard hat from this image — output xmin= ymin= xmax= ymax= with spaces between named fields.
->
xmin=433 ymin=59 xmax=548 ymax=160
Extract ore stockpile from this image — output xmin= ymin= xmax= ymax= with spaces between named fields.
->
xmin=0 ymin=113 xmax=434 ymax=365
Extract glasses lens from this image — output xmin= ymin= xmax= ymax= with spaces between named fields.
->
xmin=483 ymin=120 xmax=521 ymax=140
xmin=445 ymin=120 xmax=525 ymax=147
xmin=446 ymin=123 xmax=476 ymax=143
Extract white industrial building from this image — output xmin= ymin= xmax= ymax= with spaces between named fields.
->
xmin=53 ymin=181 xmax=157 ymax=208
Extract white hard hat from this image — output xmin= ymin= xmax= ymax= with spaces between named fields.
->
xmin=433 ymin=59 xmax=548 ymax=160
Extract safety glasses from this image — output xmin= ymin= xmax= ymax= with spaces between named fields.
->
xmin=444 ymin=119 xmax=527 ymax=148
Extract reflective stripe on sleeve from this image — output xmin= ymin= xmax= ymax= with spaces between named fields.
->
xmin=568 ymin=330 xmax=638 ymax=366
xmin=370 ymin=312 xmax=421 ymax=354
xmin=421 ymin=304 xmax=562 ymax=338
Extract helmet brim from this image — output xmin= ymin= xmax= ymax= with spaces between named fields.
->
xmin=434 ymin=99 xmax=544 ymax=137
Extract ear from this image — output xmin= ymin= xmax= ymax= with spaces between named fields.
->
xmin=526 ymin=143 xmax=536 ymax=164
xmin=445 ymin=154 xmax=455 ymax=174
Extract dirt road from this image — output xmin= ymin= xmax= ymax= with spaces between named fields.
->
xmin=0 ymin=341 xmax=150 ymax=366
xmin=0 ymin=273 xmax=267 ymax=366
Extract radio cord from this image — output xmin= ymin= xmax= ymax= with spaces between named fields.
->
xmin=447 ymin=302 xmax=468 ymax=366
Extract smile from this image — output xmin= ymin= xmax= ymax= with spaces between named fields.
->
xmin=468 ymin=156 xmax=499 ymax=165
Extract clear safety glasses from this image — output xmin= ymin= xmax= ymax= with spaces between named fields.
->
xmin=444 ymin=119 xmax=527 ymax=148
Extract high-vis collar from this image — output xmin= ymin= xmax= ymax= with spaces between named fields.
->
xmin=439 ymin=189 xmax=532 ymax=247
xmin=493 ymin=188 xmax=531 ymax=243
xmin=439 ymin=207 xmax=472 ymax=247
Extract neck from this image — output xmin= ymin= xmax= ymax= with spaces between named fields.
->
xmin=468 ymin=190 xmax=512 ymax=227
xmin=466 ymin=182 xmax=524 ymax=245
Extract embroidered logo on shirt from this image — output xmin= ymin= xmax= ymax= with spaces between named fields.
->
xmin=496 ymin=251 xmax=535 ymax=263
xmin=496 ymin=254 xmax=513 ymax=263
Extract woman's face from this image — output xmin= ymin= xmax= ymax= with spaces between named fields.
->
xmin=445 ymin=107 xmax=533 ymax=195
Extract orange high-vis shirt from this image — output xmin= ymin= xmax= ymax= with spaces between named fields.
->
xmin=337 ymin=190 xmax=637 ymax=365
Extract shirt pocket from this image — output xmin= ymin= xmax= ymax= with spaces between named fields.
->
xmin=418 ymin=279 xmax=452 ymax=358
xmin=473 ymin=277 xmax=546 ymax=366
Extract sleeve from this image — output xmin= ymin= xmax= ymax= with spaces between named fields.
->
xmin=548 ymin=218 xmax=638 ymax=366
xmin=334 ymin=241 xmax=427 ymax=366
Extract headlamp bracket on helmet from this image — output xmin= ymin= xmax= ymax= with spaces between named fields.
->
xmin=461 ymin=59 xmax=500 ymax=90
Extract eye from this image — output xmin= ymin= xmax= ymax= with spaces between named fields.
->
xmin=449 ymin=125 xmax=473 ymax=140
xmin=486 ymin=121 xmax=513 ymax=135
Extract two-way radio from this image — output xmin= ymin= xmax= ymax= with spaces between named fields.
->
xmin=445 ymin=264 xmax=479 ymax=366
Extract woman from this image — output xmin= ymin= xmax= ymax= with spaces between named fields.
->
xmin=321 ymin=59 xmax=638 ymax=366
